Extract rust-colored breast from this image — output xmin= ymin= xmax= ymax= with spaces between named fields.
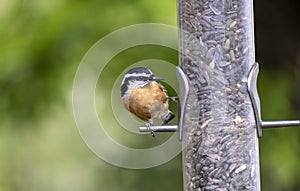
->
xmin=126 ymin=81 xmax=168 ymax=121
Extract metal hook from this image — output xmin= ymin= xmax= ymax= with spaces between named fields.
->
xmin=247 ymin=62 xmax=300 ymax=138
xmin=139 ymin=66 xmax=190 ymax=141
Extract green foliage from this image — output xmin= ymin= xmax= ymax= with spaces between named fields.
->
xmin=0 ymin=0 xmax=182 ymax=191
xmin=259 ymin=69 xmax=300 ymax=191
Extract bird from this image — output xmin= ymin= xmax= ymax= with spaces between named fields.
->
xmin=120 ymin=67 xmax=176 ymax=136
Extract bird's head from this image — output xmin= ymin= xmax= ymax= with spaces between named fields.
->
xmin=120 ymin=67 xmax=164 ymax=97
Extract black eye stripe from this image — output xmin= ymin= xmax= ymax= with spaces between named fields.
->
xmin=125 ymin=76 xmax=148 ymax=81
xmin=138 ymin=76 xmax=147 ymax=81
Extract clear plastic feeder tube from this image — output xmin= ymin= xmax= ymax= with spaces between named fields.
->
xmin=177 ymin=0 xmax=260 ymax=190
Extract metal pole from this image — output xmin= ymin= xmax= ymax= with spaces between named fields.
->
xmin=177 ymin=0 xmax=260 ymax=190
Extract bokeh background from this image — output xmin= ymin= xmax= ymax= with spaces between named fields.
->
xmin=0 ymin=0 xmax=299 ymax=191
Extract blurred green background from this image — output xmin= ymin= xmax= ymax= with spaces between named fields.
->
xmin=0 ymin=0 xmax=299 ymax=191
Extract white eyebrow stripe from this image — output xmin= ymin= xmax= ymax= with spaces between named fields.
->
xmin=121 ymin=72 xmax=151 ymax=85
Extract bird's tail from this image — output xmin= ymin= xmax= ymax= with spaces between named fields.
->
xmin=162 ymin=110 xmax=175 ymax=125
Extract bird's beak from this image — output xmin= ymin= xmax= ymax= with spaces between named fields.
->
xmin=150 ymin=75 xmax=164 ymax=81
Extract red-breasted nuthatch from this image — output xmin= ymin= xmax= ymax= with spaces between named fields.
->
xmin=120 ymin=67 xmax=175 ymax=134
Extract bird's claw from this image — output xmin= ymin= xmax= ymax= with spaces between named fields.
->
xmin=168 ymin=96 xmax=179 ymax=102
xmin=146 ymin=122 xmax=155 ymax=137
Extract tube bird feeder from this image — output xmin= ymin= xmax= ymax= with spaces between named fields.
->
xmin=177 ymin=0 xmax=260 ymax=190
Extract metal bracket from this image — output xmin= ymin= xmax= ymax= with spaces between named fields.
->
xmin=139 ymin=66 xmax=190 ymax=141
xmin=247 ymin=62 xmax=300 ymax=138
xmin=140 ymin=63 xmax=299 ymax=140
xmin=176 ymin=66 xmax=190 ymax=141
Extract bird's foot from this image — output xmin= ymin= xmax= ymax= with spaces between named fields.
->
xmin=146 ymin=122 xmax=155 ymax=137
xmin=168 ymin=96 xmax=179 ymax=102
